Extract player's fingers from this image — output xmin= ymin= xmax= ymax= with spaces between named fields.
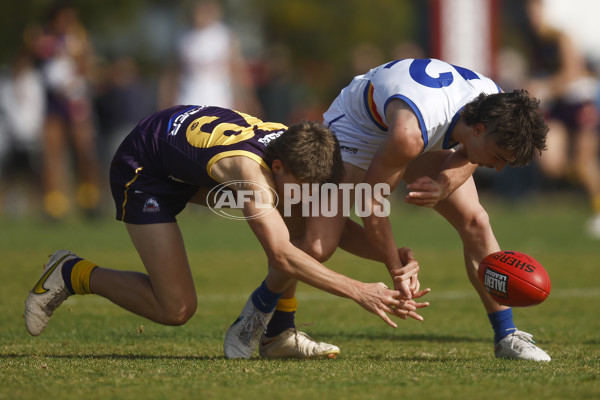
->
xmin=378 ymin=309 xmax=398 ymax=328
xmin=393 ymin=264 xmax=419 ymax=281
xmin=407 ymin=311 xmax=424 ymax=321
xmin=405 ymin=196 xmax=437 ymax=208
xmin=412 ymin=288 xmax=431 ymax=299
xmin=394 ymin=280 xmax=413 ymax=300
xmin=410 ymin=275 xmax=420 ymax=293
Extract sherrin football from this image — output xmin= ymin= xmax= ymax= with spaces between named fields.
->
xmin=478 ymin=251 xmax=551 ymax=307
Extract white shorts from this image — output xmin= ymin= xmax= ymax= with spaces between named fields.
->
xmin=323 ymin=98 xmax=385 ymax=171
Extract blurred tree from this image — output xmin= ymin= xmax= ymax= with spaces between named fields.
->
xmin=257 ymin=0 xmax=423 ymax=101
xmin=1 ymin=0 xmax=425 ymax=110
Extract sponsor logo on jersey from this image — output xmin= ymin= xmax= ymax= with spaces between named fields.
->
xmin=257 ymin=130 xmax=284 ymax=146
xmin=340 ymin=145 xmax=358 ymax=154
xmin=167 ymin=106 xmax=206 ymax=136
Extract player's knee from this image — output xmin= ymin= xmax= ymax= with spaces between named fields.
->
xmin=463 ymin=207 xmax=492 ymax=238
xmin=161 ymin=298 xmax=197 ymax=326
xmin=304 ymin=240 xmax=336 ymax=262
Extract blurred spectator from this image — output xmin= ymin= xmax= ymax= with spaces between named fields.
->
xmin=26 ymin=2 xmax=102 ymax=220
xmin=350 ymin=42 xmax=384 ymax=76
xmin=159 ymin=0 xmax=262 ymax=116
xmin=254 ymin=44 xmax=298 ymax=125
xmin=94 ymin=56 xmax=154 ymax=167
xmin=391 ymin=40 xmax=426 ymax=61
xmin=522 ymin=0 xmax=600 ymax=238
xmin=0 ymin=49 xmax=45 ymax=217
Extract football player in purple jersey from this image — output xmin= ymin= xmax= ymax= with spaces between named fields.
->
xmin=25 ymin=105 xmax=427 ymax=359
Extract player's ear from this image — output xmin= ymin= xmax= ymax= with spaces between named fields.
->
xmin=271 ymin=159 xmax=284 ymax=174
xmin=473 ymin=123 xmax=486 ymax=137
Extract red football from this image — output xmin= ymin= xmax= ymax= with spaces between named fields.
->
xmin=478 ymin=251 xmax=551 ymax=307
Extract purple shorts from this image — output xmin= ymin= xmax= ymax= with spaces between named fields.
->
xmin=110 ymin=134 xmax=198 ymax=225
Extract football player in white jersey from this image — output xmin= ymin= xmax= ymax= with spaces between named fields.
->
xmin=260 ymin=58 xmax=551 ymax=361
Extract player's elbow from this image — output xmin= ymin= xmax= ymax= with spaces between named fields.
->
xmin=268 ymin=246 xmax=299 ymax=277
xmin=269 ymin=253 xmax=295 ymax=276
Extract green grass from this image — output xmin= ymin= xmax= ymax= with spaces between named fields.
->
xmin=1 ymin=192 xmax=599 ymax=399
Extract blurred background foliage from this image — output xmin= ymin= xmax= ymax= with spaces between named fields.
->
xmin=0 ymin=0 xmax=428 ymax=95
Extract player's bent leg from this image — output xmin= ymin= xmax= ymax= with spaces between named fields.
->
xmin=432 ymin=175 xmax=502 ymax=313
xmin=92 ymin=222 xmax=197 ymax=326
xmin=433 ymin=177 xmax=550 ymax=361
xmin=257 ymin=165 xmax=361 ymax=358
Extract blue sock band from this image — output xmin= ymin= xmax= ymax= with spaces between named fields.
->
xmin=251 ymin=280 xmax=283 ymax=313
xmin=488 ymin=308 xmax=517 ymax=344
xmin=60 ymin=257 xmax=82 ymax=295
xmin=265 ymin=310 xmax=296 ymax=337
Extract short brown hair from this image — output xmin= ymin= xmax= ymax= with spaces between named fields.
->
xmin=461 ymin=89 xmax=548 ymax=166
xmin=264 ymin=121 xmax=344 ymax=184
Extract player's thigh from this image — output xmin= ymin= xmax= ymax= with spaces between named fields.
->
xmin=292 ymin=162 xmax=366 ymax=259
xmin=126 ymin=222 xmax=196 ymax=303
xmin=404 ymin=150 xmax=454 ymax=184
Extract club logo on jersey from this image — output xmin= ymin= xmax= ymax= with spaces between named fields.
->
xmin=143 ymin=198 xmax=161 ymax=214
xmin=206 ymin=180 xmax=278 ymax=220
xmin=483 ymin=268 xmax=509 ymax=299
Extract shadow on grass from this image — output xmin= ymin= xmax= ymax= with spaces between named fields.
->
xmin=1 ymin=353 xmax=225 ymax=361
xmin=318 ymin=332 xmax=488 ymax=344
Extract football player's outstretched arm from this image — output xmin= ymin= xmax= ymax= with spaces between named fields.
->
xmin=359 ymin=99 xmax=424 ymax=299
xmin=213 ymin=156 xmax=425 ymax=326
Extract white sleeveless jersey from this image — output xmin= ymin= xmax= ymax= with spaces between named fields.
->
xmin=324 ymin=58 xmax=501 ymax=169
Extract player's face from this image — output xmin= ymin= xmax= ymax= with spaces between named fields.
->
xmin=466 ymin=135 xmax=510 ymax=172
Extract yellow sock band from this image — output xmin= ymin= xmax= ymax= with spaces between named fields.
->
xmin=71 ymin=260 xmax=98 ymax=295
xmin=276 ymin=297 xmax=298 ymax=312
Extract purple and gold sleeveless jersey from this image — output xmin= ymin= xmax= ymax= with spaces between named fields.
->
xmin=110 ymin=105 xmax=286 ymax=224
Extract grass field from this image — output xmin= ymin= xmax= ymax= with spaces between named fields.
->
xmin=1 ymin=191 xmax=599 ymax=399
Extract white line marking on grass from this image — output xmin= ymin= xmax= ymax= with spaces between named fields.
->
xmin=65 ymin=287 xmax=600 ymax=305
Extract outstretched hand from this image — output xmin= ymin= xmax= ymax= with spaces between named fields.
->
xmin=355 ymin=282 xmax=429 ymax=328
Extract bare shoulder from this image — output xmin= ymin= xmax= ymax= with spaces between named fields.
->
xmin=385 ymin=98 xmax=417 ymax=121
xmin=211 ymin=155 xmax=272 ymax=184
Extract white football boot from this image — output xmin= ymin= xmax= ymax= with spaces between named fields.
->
xmin=25 ymin=250 xmax=77 ymax=336
xmin=224 ymin=296 xmax=274 ymax=359
xmin=495 ymin=330 xmax=551 ymax=361
xmin=259 ymin=328 xmax=340 ymax=359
